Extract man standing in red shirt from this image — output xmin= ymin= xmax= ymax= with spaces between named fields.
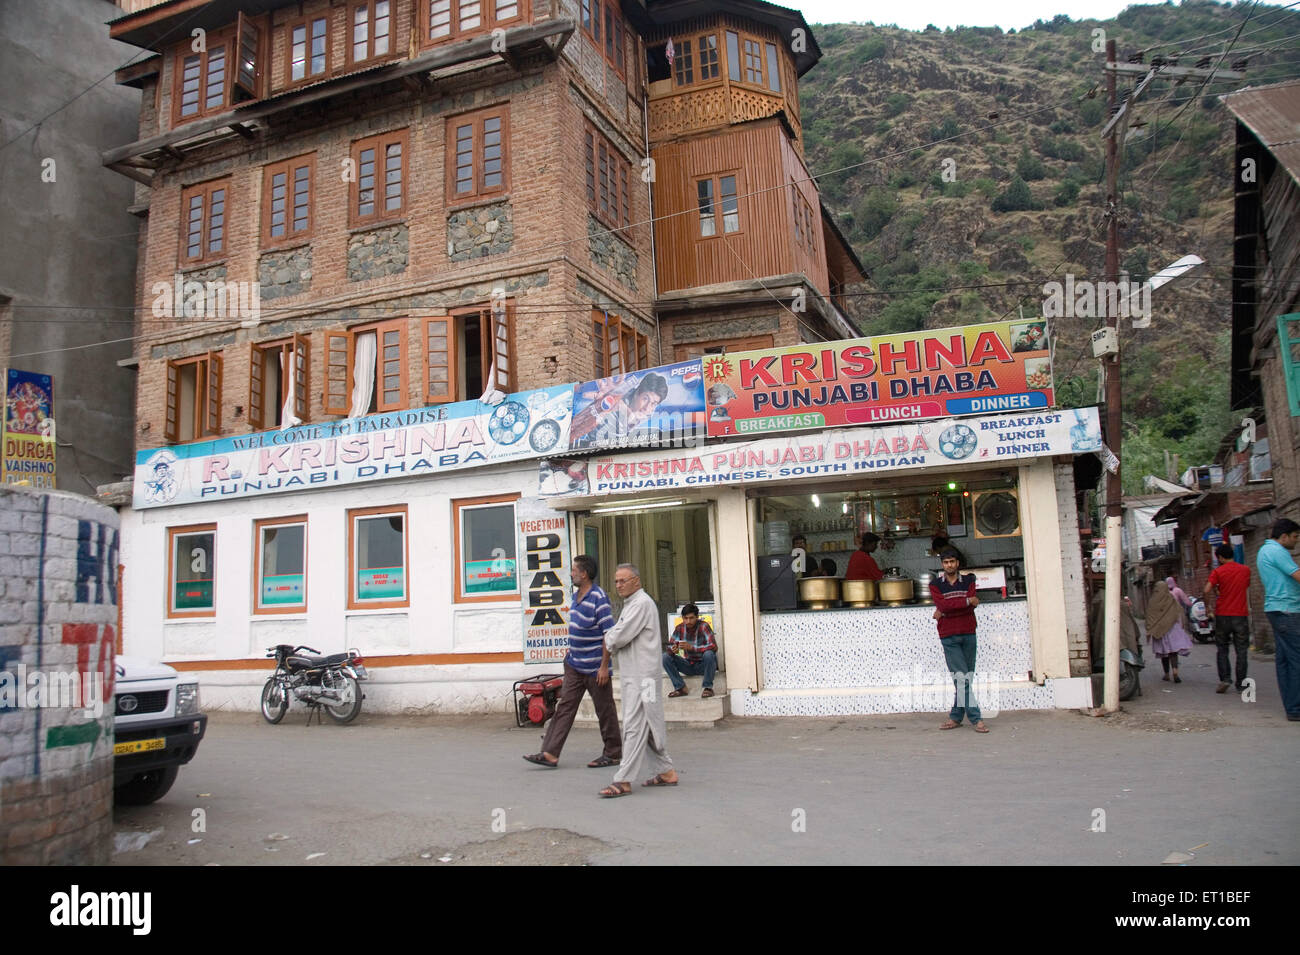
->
xmin=1205 ymin=542 xmax=1252 ymax=693
xmin=930 ymin=548 xmax=987 ymax=733
xmin=845 ymin=532 xmax=885 ymax=581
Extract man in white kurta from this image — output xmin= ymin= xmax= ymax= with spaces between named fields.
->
xmin=600 ymin=564 xmax=677 ymax=796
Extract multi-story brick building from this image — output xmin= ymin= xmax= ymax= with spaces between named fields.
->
xmin=104 ymin=0 xmax=864 ymax=711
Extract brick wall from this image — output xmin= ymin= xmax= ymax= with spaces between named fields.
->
xmin=0 ymin=487 xmax=118 ymax=865
xmin=132 ymin=46 xmax=657 ymax=451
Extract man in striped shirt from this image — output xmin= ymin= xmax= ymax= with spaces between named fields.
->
xmin=523 ymin=554 xmax=622 ymax=768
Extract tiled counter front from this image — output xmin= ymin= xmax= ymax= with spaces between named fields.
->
xmin=742 ymin=599 xmax=1057 ymax=716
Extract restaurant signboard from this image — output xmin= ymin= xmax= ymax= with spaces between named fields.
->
xmin=701 ymin=320 xmax=1053 ymax=438
xmin=551 ymin=407 xmax=1100 ymax=498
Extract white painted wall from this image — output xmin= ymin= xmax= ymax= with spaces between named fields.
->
xmin=119 ymin=462 xmax=540 ymax=713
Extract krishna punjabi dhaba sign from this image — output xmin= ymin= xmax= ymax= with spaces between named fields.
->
xmin=701 ymin=319 xmax=1053 ymax=437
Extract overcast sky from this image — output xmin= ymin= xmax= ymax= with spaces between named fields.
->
xmin=794 ymin=0 xmax=1286 ymax=32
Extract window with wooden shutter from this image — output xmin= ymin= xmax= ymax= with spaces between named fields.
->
xmin=490 ymin=302 xmax=513 ymax=393
xmin=351 ymin=130 xmax=407 ymax=226
xmin=420 ymin=0 xmax=527 ymax=46
xmin=591 ymin=310 xmax=647 ymax=380
xmin=1279 ymin=313 xmax=1300 ymax=416
xmin=446 ymin=107 xmax=510 ymax=203
xmin=348 ymin=0 xmax=393 ymax=65
xmin=584 ymin=123 xmax=631 ymax=230
xmin=287 ymin=14 xmax=329 ymax=85
xmin=234 ymin=11 xmax=262 ymax=101
xmin=373 ymin=321 xmax=406 ymax=412
xmin=205 ymin=350 xmax=222 ymax=434
xmin=423 ymin=316 xmax=456 ymax=403
xmin=262 ymin=154 xmax=315 ymax=247
xmin=165 ymin=361 xmax=180 ymax=442
xmin=292 ymin=332 xmax=310 ymax=421
xmin=325 ymin=331 xmax=350 ymax=416
xmin=164 ymin=352 xmax=222 ymax=443
xmin=248 ymin=344 xmax=265 ymax=430
xmin=180 ymin=179 xmax=229 ymax=265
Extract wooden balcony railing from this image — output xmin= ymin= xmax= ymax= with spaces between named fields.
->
xmin=648 ymin=83 xmax=801 ymax=146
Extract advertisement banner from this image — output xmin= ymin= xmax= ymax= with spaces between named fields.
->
xmin=553 ymin=407 xmax=1100 ymax=497
xmin=3 ymin=369 xmax=56 ymax=488
xmin=701 ymin=320 xmax=1053 ymax=437
xmin=568 ymin=361 xmax=705 ymax=452
xmin=516 ymin=498 xmax=571 ymax=665
xmin=133 ymin=385 xmax=573 ymax=509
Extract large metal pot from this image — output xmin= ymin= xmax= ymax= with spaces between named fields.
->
xmin=798 ymin=576 xmax=840 ymax=610
xmin=841 ymin=578 xmax=876 ymax=607
xmin=916 ymin=573 xmax=934 ymax=603
xmin=878 ymin=577 xmax=914 ymax=605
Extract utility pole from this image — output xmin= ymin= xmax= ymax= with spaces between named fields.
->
xmin=1096 ymin=42 xmax=1236 ymax=713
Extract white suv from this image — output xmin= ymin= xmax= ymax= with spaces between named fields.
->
xmin=113 ymin=657 xmax=207 ymax=805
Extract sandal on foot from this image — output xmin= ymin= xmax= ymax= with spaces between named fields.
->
xmin=523 ymin=753 xmax=558 ymax=768
xmin=642 ymin=773 xmax=678 ymax=787
xmin=668 ymin=688 xmax=689 ymax=697
xmin=972 ymin=721 xmax=989 ymax=733
xmin=701 ymin=688 xmax=715 ymax=698
xmin=599 ymin=783 xmax=632 ymax=798
xmin=939 ymin=719 xmax=961 ymax=730
xmin=587 ymin=754 xmax=620 ymax=768
xmin=1174 ymin=675 xmax=1182 ymax=683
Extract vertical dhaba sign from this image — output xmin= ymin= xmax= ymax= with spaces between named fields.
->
xmin=4 ymin=369 xmax=57 ymax=487
xmin=516 ymin=497 xmax=571 ymax=665
xmin=701 ymin=320 xmax=1053 ymax=437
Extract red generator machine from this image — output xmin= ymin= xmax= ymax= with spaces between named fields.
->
xmin=513 ymin=674 xmax=564 ymax=727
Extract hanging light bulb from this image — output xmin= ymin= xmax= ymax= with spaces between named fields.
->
xmin=812 ymin=494 xmax=821 ymax=508
xmin=842 ymin=499 xmax=849 ymax=514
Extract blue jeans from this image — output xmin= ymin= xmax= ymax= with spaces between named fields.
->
xmin=940 ymin=633 xmax=981 ymax=723
xmin=663 ymin=650 xmax=717 ymax=690
xmin=1266 ymin=612 xmax=1300 ymax=718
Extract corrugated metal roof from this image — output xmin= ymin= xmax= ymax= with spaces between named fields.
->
xmin=1220 ymin=79 xmax=1300 ymax=184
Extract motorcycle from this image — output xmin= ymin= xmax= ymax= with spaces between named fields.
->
xmin=1188 ymin=599 xmax=1215 ymax=644
xmin=261 ymin=644 xmax=368 ymax=724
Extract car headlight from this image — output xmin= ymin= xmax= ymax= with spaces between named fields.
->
xmin=175 ymin=682 xmax=200 ymax=716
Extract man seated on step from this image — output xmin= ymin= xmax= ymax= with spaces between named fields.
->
xmin=663 ymin=603 xmax=719 ymax=699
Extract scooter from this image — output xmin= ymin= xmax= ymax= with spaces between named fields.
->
xmin=1188 ymin=599 xmax=1215 ymax=644
xmin=1089 ymin=591 xmax=1145 ymax=701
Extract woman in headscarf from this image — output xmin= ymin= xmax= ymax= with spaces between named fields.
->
xmin=1166 ymin=576 xmax=1195 ymax=609
xmin=1145 ymin=578 xmax=1194 ymax=682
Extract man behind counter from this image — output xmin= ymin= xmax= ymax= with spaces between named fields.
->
xmin=845 ymin=532 xmax=885 ymax=581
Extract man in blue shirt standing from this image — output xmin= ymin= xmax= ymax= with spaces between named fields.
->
xmin=1257 ymin=518 xmax=1300 ymax=722
xmin=524 ymin=555 xmax=623 ymax=767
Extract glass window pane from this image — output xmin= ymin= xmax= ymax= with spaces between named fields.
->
xmin=353 ymin=5 xmax=368 ymax=60
xmin=355 ymin=513 xmax=404 ymax=601
xmin=205 ymin=46 xmax=226 ymax=110
xmin=697 ymin=179 xmax=715 ymax=236
xmin=720 ymin=175 xmax=738 ymax=233
xmin=766 ymin=43 xmax=781 ymax=92
xmin=726 ymin=31 xmax=740 ymax=81
xmin=292 ymin=26 xmax=307 ymax=80
xmin=311 ymin=19 xmax=327 ymax=74
xmin=700 ymin=34 xmax=718 ymax=79
xmin=459 ymin=0 xmax=481 ymax=31
xmin=461 ymin=503 xmax=517 ymax=595
xmin=375 ymin=1 xmax=390 ymax=54
xmin=674 ymin=38 xmax=692 ymax=85
xmin=208 ymin=188 xmax=225 ymax=253
xmin=173 ymin=531 xmax=215 ymax=611
xmin=292 ymin=165 xmax=310 ymax=232
xmin=260 ymin=524 xmax=306 ymax=608
xmin=430 ymin=0 xmax=451 ymax=37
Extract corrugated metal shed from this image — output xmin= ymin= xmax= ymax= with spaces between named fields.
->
xmin=1221 ymin=79 xmax=1300 ymax=184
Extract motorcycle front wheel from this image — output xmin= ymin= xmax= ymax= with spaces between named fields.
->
xmin=322 ymin=670 xmax=362 ymax=724
xmin=1118 ymin=663 xmax=1140 ymax=702
xmin=260 ymin=677 xmax=288 ymax=724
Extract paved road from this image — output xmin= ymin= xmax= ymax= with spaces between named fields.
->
xmin=111 ymin=642 xmax=1299 ymax=865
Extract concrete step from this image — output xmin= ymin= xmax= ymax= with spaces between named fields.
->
xmin=574 ymin=673 xmax=728 ymax=727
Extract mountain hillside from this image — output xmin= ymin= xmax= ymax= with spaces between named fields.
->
xmin=800 ymin=0 xmax=1300 ymax=490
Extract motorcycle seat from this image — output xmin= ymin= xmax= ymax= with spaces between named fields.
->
xmin=287 ymin=652 xmax=352 ymax=669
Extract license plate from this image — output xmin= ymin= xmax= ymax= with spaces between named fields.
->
xmin=114 ymin=738 xmax=165 ymax=756
xmin=353 ymin=665 xmax=369 ymax=680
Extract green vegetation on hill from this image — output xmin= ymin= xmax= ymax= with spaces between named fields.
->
xmin=801 ymin=0 xmax=1299 ymax=490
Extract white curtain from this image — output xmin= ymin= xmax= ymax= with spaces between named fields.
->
xmin=280 ymin=349 xmax=303 ymax=430
xmin=349 ymin=331 xmax=377 ymax=418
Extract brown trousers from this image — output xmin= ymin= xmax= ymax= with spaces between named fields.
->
xmin=540 ymin=661 xmax=621 ymax=760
